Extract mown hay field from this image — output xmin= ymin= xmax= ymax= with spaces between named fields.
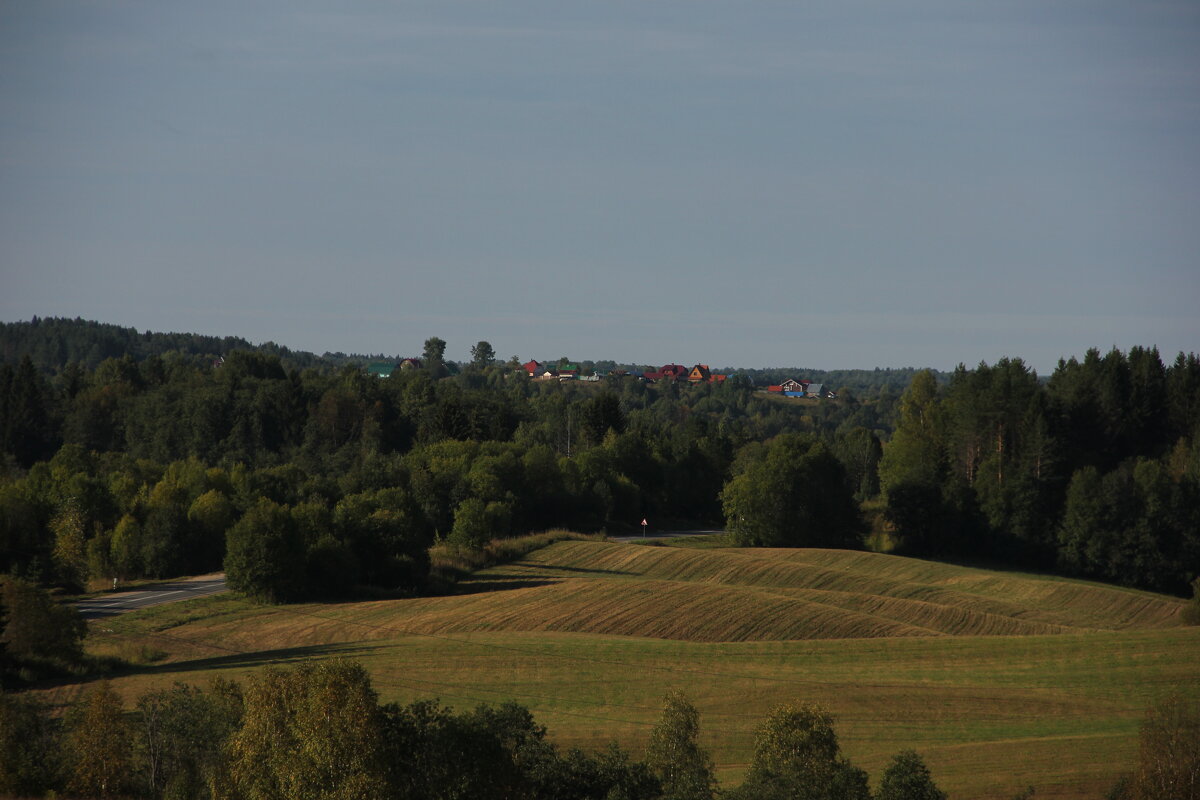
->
xmin=64 ymin=540 xmax=1199 ymax=799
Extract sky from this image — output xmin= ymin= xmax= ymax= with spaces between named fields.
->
xmin=1 ymin=1 xmax=1198 ymax=372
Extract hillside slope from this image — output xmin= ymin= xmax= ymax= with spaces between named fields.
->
xmin=446 ymin=541 xmax=1184 ymax=640
xmin=132 ymin=542 xmax=1185 ymax=652
xmin=75 ymin=540 xmax=1197 ymax=800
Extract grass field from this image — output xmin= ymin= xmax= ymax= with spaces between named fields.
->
xmin=58 ymin=540 xmax=1199 ymax=799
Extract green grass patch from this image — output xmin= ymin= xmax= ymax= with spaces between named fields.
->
xmin=57 ymin=541 xmax=1200 ymax=799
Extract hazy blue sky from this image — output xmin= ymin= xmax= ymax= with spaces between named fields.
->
xmin=2 ymin=1 xmax=1197 ymax=372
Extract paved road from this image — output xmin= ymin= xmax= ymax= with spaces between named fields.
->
xmin=76 ymin=574 xmax=228 ymax=619
xmin=607 ymin=529 xmax=725 ymax=543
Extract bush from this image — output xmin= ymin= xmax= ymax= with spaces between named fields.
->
xmin=1130 ymin=694 xmax=1200 ymax=800
xmin=1 ymin=575 xmax=87 ymax=666
xmin=1183 ymin=577 xmax=1200 ymax=626
xmin=877 ymin=750 xmax=947 ymax=800
xmin=224 ymin=499 xmax=305 ymax=603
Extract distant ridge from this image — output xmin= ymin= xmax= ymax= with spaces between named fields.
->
xmin=2 ymin=317 xmax=951 ymax=392
xmin=0 ymin=317 xmax=392 ymax=373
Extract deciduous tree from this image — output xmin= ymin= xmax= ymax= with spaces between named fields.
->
xmin=0 ymin=692 xmax=59 ymax=797
xmin=470 ymin=340 xmax=496 ymax=370
xmin=722 ymin=435 xmax=864 ymax=548
xmin=224 ymin=660 xmax=386 ymax=800
xmin=646 ymin=690 xmax=716 ymax=800
xmin=876 ymin=750 xmax=947 ymax=800
xmin=224 ymin=499 xmax=305 ymax=603
xmin=732 ymin=703 xmax=870 ymax=800
xmin=138 ymin=679 xmax=242 ymax=800
xmin=1130 ymin=694 xmax=1200 ymax=800
xmin=0 ymin=575 xmax=87 ymax=664
xmin=66 ymin=681 xmax=132 ymax=799
xmin=423 ymin=336 xmax=448 ymax=378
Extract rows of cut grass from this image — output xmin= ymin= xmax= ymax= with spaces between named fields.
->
xmin=105 ymin=540 xmax=1180 ymax=649
xmin=473 ymin=541 xmax=1184 ymax=636
xmin=70 ymin=605 xmax=1200 ymax=800
xmin=772 ymin=549 xmax=1184 ymax=629
xmin=58 ymin=540 xmax=1197 ymax=799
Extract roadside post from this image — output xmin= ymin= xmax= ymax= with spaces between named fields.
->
xmin=642 ymin=518 xmax=648 ymax=540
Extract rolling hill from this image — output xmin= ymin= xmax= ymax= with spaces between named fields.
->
xmin=68 ymin=540 xmax=1198 ymax=799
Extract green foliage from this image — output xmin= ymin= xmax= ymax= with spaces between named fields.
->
xmin=1 ymin=356 xmax=58 ymax=466
xmin=876 ymin=750 xmax=947 ymax=800
xmin=224 ymin=499 xmax=306 ymax=603
xmin=833 ymin=426 xmax=882 ymax=500
xmin=381 ymin=698 xmax=553 ymax=799
xmin=447 ymin=494 xmax=512 ymax=553
xmin=722 ymin=434 xmax=864 ymax=548
xmin=646 ymin=691 xmax=716 ymax=800
xmin=1183 ymin=578 xmax=1200 ymax=626
xmin=4 ymin=319 xmax=1200 ymax=597
xmin=0 ymin=692 xmax=60 ymax=796
xmin=470 ymin=340 xmax=496 ymax=370
xmin=867 ymin=349 xmax=1200 ymax=591
xmin=110 ymin=513 xmax=144 ymax=578
xmin=137 ymin=679 xmax=243 ymax=800
xmin=50 ymin=503 xmax=90 ymax=588
xmin=423 ymin=336 xmax=449 ymax=379
xmin=224 ymin=660 xmax=386 ymax=800
xmin=883 ymin=480 xmax=952 ymax=556
xmin=878 ymin=369 xmax=944 ymax=493
xmin=0 ymin=574 xmax=87 ymax=666
xmin=65 ymin=680 xmax=133 ymax=799
xmin=732 ymin=703 xmax=870 ymax=800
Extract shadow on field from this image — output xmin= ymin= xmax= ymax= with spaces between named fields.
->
xmin=453 ymin=578 xmax=561 ymax=595
xmin=136 ymin=642 xmax=391 ymax=677
xmin=38 ymin=643 xmax=395 ymax=693
xmin=508 ymin=562 xmax=633 ymax=577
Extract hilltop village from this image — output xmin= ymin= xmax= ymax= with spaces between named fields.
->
xmin=366 ymin=357 xmax=836 ymax=398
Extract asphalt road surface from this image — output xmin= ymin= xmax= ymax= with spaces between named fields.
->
xmin=76 ymin=574 xmax=228 ymax=619
xmin=607 ymin=529 xmax=724 ymax=543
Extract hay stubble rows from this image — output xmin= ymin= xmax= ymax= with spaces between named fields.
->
xmin=75 ymin=540 xmax=1197 ymax=799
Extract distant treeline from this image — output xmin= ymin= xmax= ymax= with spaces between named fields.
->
xmin=723 ymin=366 xmax=950 ymax=395
xmin=878 ymin=349 xmax=1200 ymax=594
xmin=0 ymin=317 xmax=326 ymax=373
xmin=1 ymin=317 xmax=1196 ymax=601
xmin=0 ymin=322 xmax=895 ymax=602
xmin=1 ymin=318 xmax=946 ymax=396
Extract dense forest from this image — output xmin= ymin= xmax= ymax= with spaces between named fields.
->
xmin=0 ymin=317 xmax=1197 ymax=608
xmin=0 ymin=319 xmax=898 ymax=605
xmin=877 ymin=350 xmax=1200 ymax=595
